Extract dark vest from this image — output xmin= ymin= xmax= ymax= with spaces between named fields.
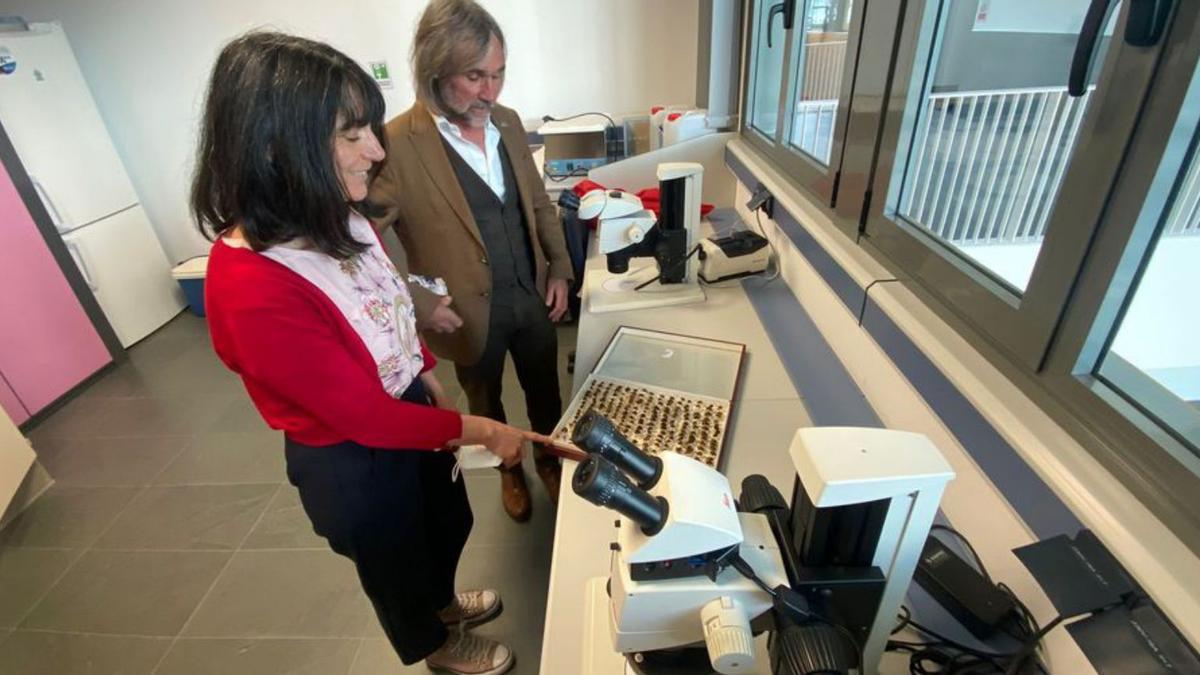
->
xmin=441 ymin=137 xmax=537 ymax=296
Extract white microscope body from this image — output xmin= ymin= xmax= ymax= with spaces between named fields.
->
xmin=608 ymin=452 xmax=787 ymax=674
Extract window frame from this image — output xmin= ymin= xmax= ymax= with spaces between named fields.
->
xmin=1038 ymin=8 xmax=1200 ymax=542
xmin=860 ymin=0 xmax=1169 ymax=370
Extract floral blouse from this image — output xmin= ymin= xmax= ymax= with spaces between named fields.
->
xmin=261 ymin=213 xmax=424 ymax=398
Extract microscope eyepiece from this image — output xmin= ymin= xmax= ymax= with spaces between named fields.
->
xmin=572 ymin=409 xmax=663 ymax=489
xmin=572 ymin=455 xmax=668 ymax=536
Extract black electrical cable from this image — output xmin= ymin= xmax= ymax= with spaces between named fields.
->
xmin=890 ymin=592 xmax=1054 ymax=674
xmin=544 ymin=169 xmax=590 ymax=183
xmin=728 ymin=554 xmax=864 ymax=674
xmin=888 ymin=522 xmax=1064 ymax=674
xmin=541 ymin=111 xmax=617 ymax=128
xmin=752 ymin=207 xmax=782 ymax=282
xmin=996 ymin=583 xmax=1041 ymax=644
xmin=901 ymin=612 xmax=1017 ymax=661
xmin=729 ymin=554 xmax=779 ymax=597
xmin=1003 ymin=615 xmax=1064 ymax=675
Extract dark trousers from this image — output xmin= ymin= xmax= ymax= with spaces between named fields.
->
xmin=455 ymin=288 xmax=562 ymax=443
xmin=284 ymin=380 xmax=472 ymax=665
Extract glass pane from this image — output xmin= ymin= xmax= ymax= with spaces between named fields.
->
xmin=749 ymin=0 xmax=789 ymax=137
xmin=788 ymin=0 xmax=854 ymax=164
xmin=594 ymin=329 xmax=743 ymax=400
xmin=894 ymin=1 xmax=1117 ymax=292
xmin=1097 ymin=133 xmax=1200 ymax=452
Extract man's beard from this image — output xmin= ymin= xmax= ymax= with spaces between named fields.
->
xmin=446 ymin=101 xmax=493 ymax=129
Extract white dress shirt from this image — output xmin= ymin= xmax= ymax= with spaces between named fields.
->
xmin=433 ymin=112 xmax=506 ymax=201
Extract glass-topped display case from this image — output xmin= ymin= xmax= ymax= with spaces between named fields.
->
xmin=553 ymin=327 xmax=745 ymax=469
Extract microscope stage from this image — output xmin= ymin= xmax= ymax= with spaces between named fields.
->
xmin=585 ymin=266 xmax=706 ymax=315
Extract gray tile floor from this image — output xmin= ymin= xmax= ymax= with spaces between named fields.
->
xmin=0 ymin=313 xmax=575 ymax=674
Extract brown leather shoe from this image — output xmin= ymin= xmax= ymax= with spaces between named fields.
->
xmin=535 ymin=457 xmax=562 ymax=505
xmin=499 ymin=465 xmax=532 ymax=522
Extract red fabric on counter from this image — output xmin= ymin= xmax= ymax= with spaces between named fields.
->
xmin=205 ymin=239 xmax=462 ymax=450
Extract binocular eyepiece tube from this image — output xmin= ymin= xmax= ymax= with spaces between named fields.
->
xmin=572 ymin=454 xmax=668 ymax=536
xmin=571 ymin=409 xmax=663 ymax=490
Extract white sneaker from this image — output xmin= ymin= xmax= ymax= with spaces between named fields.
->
xmin=426 ymin=630 xmax=514 ymax=675
xmin=438 ymin=589 xmax=503 ymax=628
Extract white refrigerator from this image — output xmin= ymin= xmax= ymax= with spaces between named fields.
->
xmin=0 ymin=21 xmax=183 ymax=347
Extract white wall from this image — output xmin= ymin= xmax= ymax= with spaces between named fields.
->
xmin=5 ymin=0 xmax=699 ymax=263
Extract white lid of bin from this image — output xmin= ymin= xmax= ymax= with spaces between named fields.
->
xmin=172 ymin=256 xmax=209 ymax=280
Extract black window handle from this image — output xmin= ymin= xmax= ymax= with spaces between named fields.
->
xmin=1069 ymin=0 xmax=1118 ymax=96
xmin=1070 ymin=0 xmax=1175 ymax=96
xmin=766 ymin=0 xmax=797 ymax=49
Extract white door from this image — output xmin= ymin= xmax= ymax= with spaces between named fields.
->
xmin=63 ymin=205 xmax=184 ymax=347
xmin=0 ymin=23 xmax=138 ymax=231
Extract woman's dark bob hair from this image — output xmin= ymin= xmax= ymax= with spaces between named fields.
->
xmin=191 ymin=31 xmax=386 ymax=259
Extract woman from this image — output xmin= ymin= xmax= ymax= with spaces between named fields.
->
xmin=192 ymin=32 xmax=526 ymax=675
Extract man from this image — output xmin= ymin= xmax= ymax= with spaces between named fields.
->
xmin=370 ymin=0 xmax=571 ymax=522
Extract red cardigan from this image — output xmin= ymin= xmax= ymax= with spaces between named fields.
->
xmin=205 ymin=238 xmax=463 ymax=449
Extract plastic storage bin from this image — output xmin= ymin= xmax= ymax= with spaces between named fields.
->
xmin=171 ymin=256 xmax=209 ymax=317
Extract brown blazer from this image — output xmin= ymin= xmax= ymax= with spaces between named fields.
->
xmin=369 ymin=101 xmax=573 ymax=365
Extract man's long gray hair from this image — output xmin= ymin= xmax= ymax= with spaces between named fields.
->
xmin=411 ymin=0 xmax=506 ymax=115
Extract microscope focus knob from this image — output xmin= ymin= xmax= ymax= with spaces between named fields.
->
xmin=626 ymin=226 xmax=645 ymax=244
xmin=701 ymin=596 xmax=755 ymax=675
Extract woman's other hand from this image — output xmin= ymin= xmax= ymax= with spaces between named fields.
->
xmin=421 ymin=296 xmax=464 ymax=334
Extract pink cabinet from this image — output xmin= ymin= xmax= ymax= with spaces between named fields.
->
xmin=0 ymin=159 xmax=111 ymax=423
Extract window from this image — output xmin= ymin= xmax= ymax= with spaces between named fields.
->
xmin=893 ymin=1 xmax=1114 ymax=292
xmin=741 ymin=0 xmax=860 ymax=204
xmin=738 ymin=0 xmax=1200 ymax=552
xmin=747 ymin=0 xmax=789 ymax=137
xmin=787 ymin=0 xmax=853 ymax=164
xmin=862 ymin=0 xmax=1151 ymax=368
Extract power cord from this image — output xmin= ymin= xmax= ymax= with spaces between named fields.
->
xmin=887 ymin=525 xmax=1057 ymax=674
xmin=752 ymin=207 xmax=782 ymax=283
xmin=1003 ymin=616 xmax=1064 ymax=675
xmin=545 ymin=168 xmax=590 ymax=182
xmin=890 ymin=605 xmax=1036 ymax=674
